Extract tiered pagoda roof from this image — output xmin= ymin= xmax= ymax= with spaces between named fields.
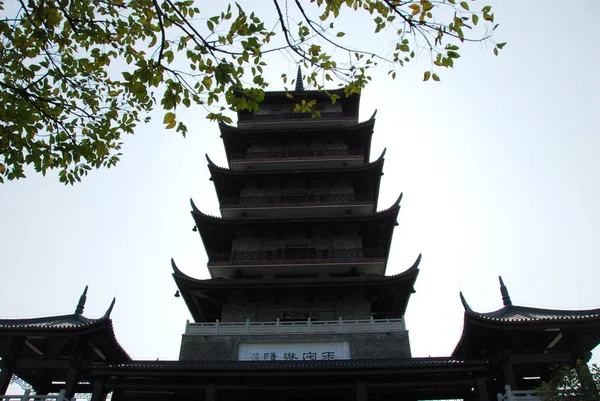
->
xmin=190 ymin=194 xmax=402 ymax=260
xmin=0 ymin=287 xmax=129 ymax=394
xmin=219 ymin=111 xmax=376 ymax=164
xmin=172 ymin=254 xmax=421 ymax=322
xmin=453 ymin=277 xmax=600 ymax=361
xmin=207 ymin=149 xmax=386 ymax=210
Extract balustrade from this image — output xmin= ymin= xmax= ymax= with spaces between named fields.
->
xmin=1 ymin=389 xmax=74 ymax=401
xmin=497 ymin=385 xmax=540 ymax=401
xmin=186 ymin=317 xmax=405 ymax=336
xmin=221 ymin=193 xmax=372 ymax=207
xmin=239 ymin=111 xmax=355 ymax=122
xmin=231 ymin=148 xmax=362 ymax=160
xmin=209 ymin=247 xmax=383 ymax=263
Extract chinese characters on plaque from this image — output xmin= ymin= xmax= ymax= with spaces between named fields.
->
xmin=249 ymin=351 xmax=336 ymax=361
xmin=239 ymin=342 xmax=349 ymax=361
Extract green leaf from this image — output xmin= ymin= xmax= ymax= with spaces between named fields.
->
xmin=432 ymin=73 xmax=440 ymax=81
xmin=163 ymin=112 xmax=176 ymax=124
xmin=336 ymin=32 xmax=345 ymax=37
xmin=472 ymin=14 xmax=479 ymax=25
xmin=460 ymin=2 xmax=469 ymax=10
xmin=497 ymin=42 xmax=507 ymax=49
xmin=423 ymin=71 xmax=431 ymax=82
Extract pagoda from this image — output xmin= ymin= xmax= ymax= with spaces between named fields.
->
xmin=1 ymin=70 xmax=600 ymax=401
xmin=173 ymin=70 xmax=418 ymax=364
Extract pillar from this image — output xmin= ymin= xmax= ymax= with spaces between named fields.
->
xmin=63 ymin=360 xmax=82 ymax=399
xmin=205 ymin=383 xmax=217 ymax=401
xmin=475 ymin=377 xmax=490 ymax=401
xmin=501 ymin=362 xmax=518 ymax=390
xmin=0 ymin=360 xmax=14 ymax=395
xmin=575 ymin=360 xmax=600 ymax=401
xmin=90 ymin=380 xmax=107 ymax=401
xmin=356 ymin=381 xmax=367 ymax=401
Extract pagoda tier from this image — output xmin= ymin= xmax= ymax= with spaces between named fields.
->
xmin=0 ymin=287 xmax=129 ymax=397
xmin=452 ymin=277 xmax=600 ymax=393
xmin=206 ymin=150 xmax=385 ymax=218
xmin=190 ymin=195 xmax=401 ymax=279
xmin=171 ymin=255 xmax=420 ymax=323
xmin=235 ymin=88 xmax=361 ymax=130
xmin=219 ymin=111 xmax=376 ymax=170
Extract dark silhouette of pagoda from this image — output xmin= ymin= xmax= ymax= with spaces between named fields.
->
xmin=1 ymin=70 xmax=600 ymax=401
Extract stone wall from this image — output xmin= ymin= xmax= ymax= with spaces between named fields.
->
xmin=179 ymin=331 xmax=411 ymax=361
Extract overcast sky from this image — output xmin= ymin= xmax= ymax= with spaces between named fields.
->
xmin=1 ymin=0 xmax=599 ymax=375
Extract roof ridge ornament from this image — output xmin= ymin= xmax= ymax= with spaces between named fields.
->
xmin=499 ymin=276 xmax=512 ymax=306
xmin=459 ymin=292 xmax=474 ymax=313
xmin=205 ymin=154 xmax=216 ymax=167
xmin=171 ymin=258 xmax=184 ymax=275
xmin=75 ymin=285 xmax=88 ymax=315
xmin=190 ymin=198 xmax=200 ymax=213
xmin=392 ymin=192 xmax=403 ymax=208
xmin=295 ymin=66 xmax=304 ymax=92
xmin=104 ymin=297 xmax=116 ymax=318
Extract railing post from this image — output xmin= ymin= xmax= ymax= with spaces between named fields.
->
xmin=21 ymin=389 xmax=31 ymax=401
xmin=339 ymin=317 xmax=343 ymax=332
xmin=246 ymin=319 xmax=250 ymax=334
xmin=505 ymin=385 xmax=514 ymax=401
xmin=308 ymin=317 xmax=311 ymax=333
xmin=276 ymin=318 xmax=280 ymax=334
xmin=185 ymin=319 xmax=190 ymax=335
xmin=215 ymin=319 xmax=219 ymax=335
xmin=370 ymin=316 xmax=375 ymax=331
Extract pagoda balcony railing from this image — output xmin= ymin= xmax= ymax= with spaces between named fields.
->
xmin=186 ymin=317 xmax=405 ymax=336
xmin=497 ymin=385 xmax=540 ymax=401
xmin=209 ymin=247 xmax=384 ymax=263
xmin=1 ymin=389 xmax=75 ymax=401
xmin=231 ymin=148 xmax=362 ymax=160
xmin=239 ymin=111 xmax=355 ymax=122
xmin=221 ymin=192 xmax=372 ymax=207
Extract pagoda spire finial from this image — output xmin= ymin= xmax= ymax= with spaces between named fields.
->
xmin=295 ymin=66 xmax=304 ymax=92
xmin=75 ymin=285 xmax=88 ymax=315
xmin=499 ymin=276 xmax=512 ymax=306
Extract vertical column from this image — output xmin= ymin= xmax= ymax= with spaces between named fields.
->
xmin=356 ymin=381 xmax=367 ymax=401
xmin=63 ymin=360 xmax=82 ymax=399
xmin=474 ymin=377 xmax=489 ymax=401
xmin=111 ymin=388 xmax=124 ymax=401
xmin=0 ymin=337 xmax=25 ymax=395
xmin=90 ymin=380 xmax=107 ymax=401
xmin=0 ymin=359 xmax=14 ymax=395
xmin=205 ymin=383 xmax=217 ymax=401
xmin=575 ymin=360 xmax=600 ymax=401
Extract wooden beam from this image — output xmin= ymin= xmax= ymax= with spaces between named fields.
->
xmin=509 ymin=352 xmax=572 ymax=365
xmin=25 ymin=340 xmax=44 ymax=356
xmin=16 ymin=359 xmax=70 ymax=370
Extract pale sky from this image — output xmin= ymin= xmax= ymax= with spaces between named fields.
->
xmin=1 ymin=0 xmax=599 ymax=374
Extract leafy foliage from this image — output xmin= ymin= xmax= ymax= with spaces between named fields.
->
xmin=537 ymin=361 xmax=600 ymax=401
xmin=0 ymin=0 xmax=504 ymax=183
